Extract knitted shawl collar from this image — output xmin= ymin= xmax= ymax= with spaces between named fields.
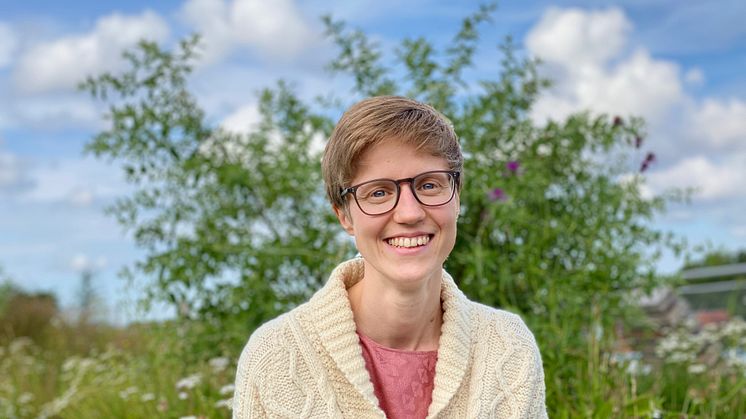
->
xmin=300 ymin=258 xmax=475 ymax=417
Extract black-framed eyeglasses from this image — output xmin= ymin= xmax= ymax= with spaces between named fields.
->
xmin=340 ymin=170 xmax=460 ymax=216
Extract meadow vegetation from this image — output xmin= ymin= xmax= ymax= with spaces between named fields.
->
xmin=2 ymin=4 xmax=745 ymax=418
xmin=0 ymin=288 xmax=234 ymax=419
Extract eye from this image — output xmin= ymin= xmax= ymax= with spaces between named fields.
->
xmin=357 ymin=181 xmax=396 ymax=202
xmin=417 ymin=178 xmax=444 ymax=191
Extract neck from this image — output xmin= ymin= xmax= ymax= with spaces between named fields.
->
xmin=347 ymin=265 xmax=443 ymax=351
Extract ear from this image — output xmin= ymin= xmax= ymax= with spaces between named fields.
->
xmin=334 ymin=205 xmax=355 ymax=236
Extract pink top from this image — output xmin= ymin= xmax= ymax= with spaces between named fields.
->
xmin=357 ymin=332 xmax=438 ymax=419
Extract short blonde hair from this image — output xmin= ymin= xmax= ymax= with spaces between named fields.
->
xmin=322 ymin=96 xmax=463 ymax=209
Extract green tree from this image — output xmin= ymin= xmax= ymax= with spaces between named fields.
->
xmin=0 ymin=267 xmax=17 ymax=316
xmin=81 ymin=37 xmax=351 ymax=352
xmin=83 ymin=6 xmax=685 ymax=415
xmin=684 ymin=248 xmax=746 ymax=269
xmin=0 ymin=271 xmax=59 ymax=344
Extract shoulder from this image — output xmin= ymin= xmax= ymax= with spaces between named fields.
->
xmin=471 ymin=303 xmax=539 ymax=347
xmin=468 ymin=302 xmax=544 ymax=375
xmin=234 ymin=305 xmax=312 ymax=390
xmin=468 ymin=303 xmax=547 ymax=416
xmin=234 ymin=305 xmax=331 ymax=417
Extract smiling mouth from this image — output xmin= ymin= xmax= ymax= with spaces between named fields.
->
xmin=386 ymin=235 xmax=431 ymax=248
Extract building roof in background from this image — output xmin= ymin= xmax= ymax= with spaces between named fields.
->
xmin=681 ymin=263 xmax=746 ymax=281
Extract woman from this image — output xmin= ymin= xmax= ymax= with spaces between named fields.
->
xmin=233 ymin=96 xmax=547 ymax=418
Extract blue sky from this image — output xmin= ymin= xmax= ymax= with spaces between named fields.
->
xmin=1 ymin=0 xmax=744 ymax=323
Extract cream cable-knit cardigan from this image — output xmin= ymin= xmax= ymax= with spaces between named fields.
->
xmin=233 ymin=258 xmax=547 ymax=418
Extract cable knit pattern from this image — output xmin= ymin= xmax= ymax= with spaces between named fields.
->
xmin=233 ymin=259 xmax=547 ymax=418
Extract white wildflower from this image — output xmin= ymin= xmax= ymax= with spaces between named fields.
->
xmin=724 ymin=348 xmax=746 ymax=370
xmin=219 ymin=384 xmax=235 ymax=396
xmin=62 ymin=357 xmax=79 ymax=373
xmin=119 ymin=386 xmax=138 ymax=400
xmin=179 ymin=416 xmax=198 ymax=419
xmin=722 ymin=317 xmax=746 ymax=337
xmin=215 ymin=398 xmax=233 ymax=409
xmin=668 ymin=351 xmax=692 ymax=363
xmin=687 ymin=364 xmax=706 ymax=374
xmin=178 ymin=392 xmax=188 ymax=400
xmin=9 ymin=337 xmax=33 ymax=354
xmin=640 ymin=363 xmax=652 ymax=375
xmin=209 ymin=357 xmax=230 ymax=373
xmin=536 ymin=144 xmax=551 ymax=156
xmin=78 ymin=358 xmax=95 ymax=371
xmin=18 ymin=392 xmax=34 ymax=404
xmin=176 ymin=373 xmax=202 ymax=390
xmin=141 ymin=392 xmax=156 ymax=402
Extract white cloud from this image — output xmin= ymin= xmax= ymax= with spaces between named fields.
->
xmin=527 ymin=8 xmax=683 ymax=124
xmin=10 ymin=94 xmax=101 ymax=130
xmin=526 ymin=7 xmax=630 ymax=70
xmin=222 ymin=103 xmax=327 ymax=155
xmin=68 ymin=188 xmax=95 ymax=207
xmin=646 ymin=155 xmax=746 ymax=201
xmin=196 ymin=103 xmax=263 ymax=163
xmin=0 ymin=22 xmax=18 ymax=68
xmin=204 ymin=102 xmax=325 ymax=161
xmin=179 ymin=0 xmax=317 ymax=65
xmin=179 ymin=0 xmax=233 ymax=65
xmin=14 ymin=11 xmax=169 ymax=93
xmin=70 ymin=253 xmax=108 ymax=273
xmin=0 ymin=140 xmax=34 ymax=193
xmin=221 ymin=103 xmax=262 ymax=133
xmin=19 ymin=157 xmax=127 ymax=206
xmin=690 ymin=99 xmax=746 ymax=150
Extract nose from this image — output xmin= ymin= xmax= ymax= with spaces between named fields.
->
xmin=393 ymin=183 xmax=426 ymax=223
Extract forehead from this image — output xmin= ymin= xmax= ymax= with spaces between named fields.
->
xmin=351 ymin=139 xmax=449 ymax=183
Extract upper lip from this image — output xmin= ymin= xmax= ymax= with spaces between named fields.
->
xmin=383 ymin=232 xmax=433 ymax=240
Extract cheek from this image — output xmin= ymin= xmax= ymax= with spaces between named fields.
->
xmin=441 ymin=209 xmax=459 ymax=247
xmin=439 ymin=203 xmax=460 ymax=227
xmin=348 ymin=211 xmax=385 ymax=239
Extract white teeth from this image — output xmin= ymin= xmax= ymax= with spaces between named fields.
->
xmin=387 ymin=235 xmax=430 ymax=248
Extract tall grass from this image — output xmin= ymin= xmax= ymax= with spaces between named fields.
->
xmin=1 ymin=299 xmax=745 ymax=418
xmin=0 ymin=319 xmax=234 ymax=419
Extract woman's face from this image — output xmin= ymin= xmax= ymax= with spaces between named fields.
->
xmin=335 ymin=139 xmax=459 ymax=288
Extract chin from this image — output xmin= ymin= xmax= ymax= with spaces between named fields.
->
xmin=386 ymin=263 xmax=441 ymax=284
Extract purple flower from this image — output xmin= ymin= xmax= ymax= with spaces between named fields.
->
xmin=506 ymin=160 xmax=520 ymax=174
xmin=613 ymin=116 xmax=623 ymax=127
xmin=640 ymin=152 xmax=656 ymax=173
xmin=488 ymin=187 xmax=507 ymax=201
xmin=635 ymin=136 xmax=643 ymax=149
